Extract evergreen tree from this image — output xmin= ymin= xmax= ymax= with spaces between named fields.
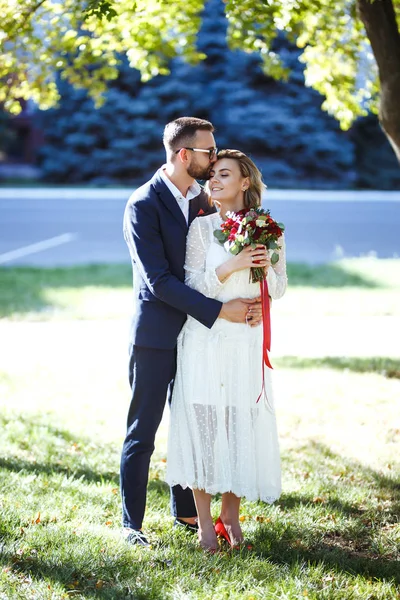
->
xmin=37 ymin=0 xmax=398 ymax=189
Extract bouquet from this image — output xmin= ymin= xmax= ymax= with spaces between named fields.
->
xmin=214 ymin=206 xmax=285 ymax=380
xmin=213 ymin=207 xmax=285 ymax=283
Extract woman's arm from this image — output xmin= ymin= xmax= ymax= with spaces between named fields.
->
xmin=184 ymin=216 xmax=265 ymax=324
xmin=184 ymin=217 xmax=227 ymax=298
xmin=266 ymin=234 xmax=288 ymax=300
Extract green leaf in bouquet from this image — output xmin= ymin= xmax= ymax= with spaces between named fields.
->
xmin=268 ymin=240 xmax=278 ymax=249
xmin=213 ymin=229 xmax=227 ymax=244
xmin=271 ymin=252 xmax=279 ymax=265
xmin=230 ymin=244 xmax=241 ymax=255
xmin=277 ymin=223 xmax=285 ymax=231
xmin=236 ymin=234 xmax=245 ymax=243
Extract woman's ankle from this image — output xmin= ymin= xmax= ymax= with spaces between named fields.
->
xmin=219 ymin=513 xmax=237 ymax=526
xmin=198 ymin=516 xmax=214 ymax=532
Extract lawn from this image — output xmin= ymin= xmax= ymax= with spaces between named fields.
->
xmin=0 ymin=258 xmax=400 ymax=320
xmin=0 ymin=260 xmax=399 ymax=599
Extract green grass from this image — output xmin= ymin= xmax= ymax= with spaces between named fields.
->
xmin=0 ymin=259 xmax=399 ymax=598
xmin=0 ymin=258 xmax=400 ymax=320
xmin=276 ymin=357 xmax=400 ymax=379
xmin=0 ymin=356 xmax=399 ymax=599
xmin=0 ymin=264 xmax=132 ymax=320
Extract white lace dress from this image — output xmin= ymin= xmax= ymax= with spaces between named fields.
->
xmin=166 ymin=212 xmax=287 ymax=502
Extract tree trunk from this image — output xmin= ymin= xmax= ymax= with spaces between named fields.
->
xmin=357 ymin=0 xmax=400 ymax=162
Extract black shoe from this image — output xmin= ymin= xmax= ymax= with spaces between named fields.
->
xmin=173 ymin=518 xmax=199 ymax=533
xmin=124 ymin=528 xmax=151 ymax=547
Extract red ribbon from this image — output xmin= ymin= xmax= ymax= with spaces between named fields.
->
xmin=257 ymin=278 xmax=272 ymax=403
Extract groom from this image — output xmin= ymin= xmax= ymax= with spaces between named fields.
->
xmin=121 ymin=117 xmax=261 ymax=546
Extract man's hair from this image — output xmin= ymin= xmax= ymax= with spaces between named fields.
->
xmin=163 ymin=117 xmax=214 ymax=157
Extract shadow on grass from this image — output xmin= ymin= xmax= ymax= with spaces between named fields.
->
xmin=259 ymin=440 xmax=400 ymax=582
xmin=0 ymin=412 xmax=119 ymax=485
xmin=275 ymin=356 xmax=400 ymax=379
xmin=0 ymin=455 xmax=119 ymax=487
xmin=0 ymin=261 xmax=381 ymax=318
xmin=253 ymin=528 xmax=400 ymax=585
xmin=0 ymin=545 xmax=164 ymax=600
xmin=0 ymin=264 xmax=131 ymax=318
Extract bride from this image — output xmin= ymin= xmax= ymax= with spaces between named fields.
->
xmin=165 ymin=149 xmax=287 ymax=552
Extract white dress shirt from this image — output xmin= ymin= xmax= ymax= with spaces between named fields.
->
xmin=160 ymin=167 xmax=202 ymax=224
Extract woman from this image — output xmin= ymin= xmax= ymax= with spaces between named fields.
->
xmin=166 ymin=149 xmax=287 ymax=552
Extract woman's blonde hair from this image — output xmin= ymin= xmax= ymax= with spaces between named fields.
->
xmin=208 ymin=149 xmax=266 ymax=208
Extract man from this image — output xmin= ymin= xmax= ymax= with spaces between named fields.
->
xmin=121 ymin=117 xmax=261 ymax=546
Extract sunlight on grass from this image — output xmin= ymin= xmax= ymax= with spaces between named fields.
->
xmin=277 ymin=258 xmax=400 ymax=317
xmin=1 ymin=258 xmax=400 ymax=320
xmin=42 ymin=287 xmax=132 ymax=320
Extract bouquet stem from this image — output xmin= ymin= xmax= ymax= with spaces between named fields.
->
xmin=250 ymin=266 xmax=266 ymax=284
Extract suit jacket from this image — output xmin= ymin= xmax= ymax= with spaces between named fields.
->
xmin=123 ymin=168 xmax=222 ymax=349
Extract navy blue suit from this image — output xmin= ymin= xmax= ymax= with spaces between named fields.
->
xmin=121 ymin=169 xmax=221 ymax=529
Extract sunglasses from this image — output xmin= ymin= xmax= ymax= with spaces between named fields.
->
xmin=175 ymin=147 xmax=218 ymax=160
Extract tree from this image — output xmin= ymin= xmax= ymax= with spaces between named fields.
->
xmin=38 ymin=0 xmax=360 ymax=188
xmin=1 ymin=0 xmax=400 ymax=160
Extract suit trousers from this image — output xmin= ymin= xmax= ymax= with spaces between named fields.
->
xmin=120 ymin=345 xmax=196 ymax=530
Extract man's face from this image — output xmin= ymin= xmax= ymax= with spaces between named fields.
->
xmin=186 ymin=130 xmax=217 ymax=180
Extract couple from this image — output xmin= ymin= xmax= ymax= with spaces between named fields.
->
xmin=121 ymin=117 xmax=287 ymax=552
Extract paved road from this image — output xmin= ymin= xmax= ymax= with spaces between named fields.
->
xmin=0 ymin=188 xmax=399 ymax=265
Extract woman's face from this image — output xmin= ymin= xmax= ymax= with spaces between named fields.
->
xmin=209 ymin=158 xmax=249 ymax=204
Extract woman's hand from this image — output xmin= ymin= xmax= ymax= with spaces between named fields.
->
xmin=230 ymin=244 xmax=270 ymax=273
xmin=216 ymin=244 xmax=271 ymax=282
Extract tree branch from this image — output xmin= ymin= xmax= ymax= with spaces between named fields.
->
xmin=5 ymin=0 xmax=50 ymax=43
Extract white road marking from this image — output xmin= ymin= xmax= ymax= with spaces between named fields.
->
xmin=0 ymin=233 xmax=77 ymax=264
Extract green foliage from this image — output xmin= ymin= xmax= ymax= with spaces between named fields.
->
xmin=37 ymin=19 xmax=362 ymax=188
xmin=84 ymin=0 xmax=118 ymax=21
xmin=0 ymin=0 xmax=206 ymax=114
xmin=1 ymin=0 xmax=400 ymax=128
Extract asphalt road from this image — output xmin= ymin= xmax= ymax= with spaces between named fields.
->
xmin=0 ymin=188 xmax=399 ymax=266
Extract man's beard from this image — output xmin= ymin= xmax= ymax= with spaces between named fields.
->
xmin=187 ymin=162 xmax=212 ymax=180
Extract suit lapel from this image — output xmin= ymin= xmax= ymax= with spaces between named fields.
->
xmin=151 ymin=170 xmax=187 ymax=232
xmin=188 ymin=195 xmax=200 ymax=226
xmin=189 ymin=189 xmax=216 ymax=225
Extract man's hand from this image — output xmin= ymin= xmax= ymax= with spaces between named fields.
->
xmin=219 ymin=297 xmax=262 ymax=327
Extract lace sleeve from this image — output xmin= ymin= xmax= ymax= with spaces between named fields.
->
xmin=184 ymin=217 xmax=226 ymax=299
xmin=267 ymin=233 xmax=287 ymax=300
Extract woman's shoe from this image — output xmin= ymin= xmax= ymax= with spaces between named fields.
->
xmin=214 ymin=517 xmax=231 ymax=544
xmin=214 ymin=517 xmax=243 ymax=549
